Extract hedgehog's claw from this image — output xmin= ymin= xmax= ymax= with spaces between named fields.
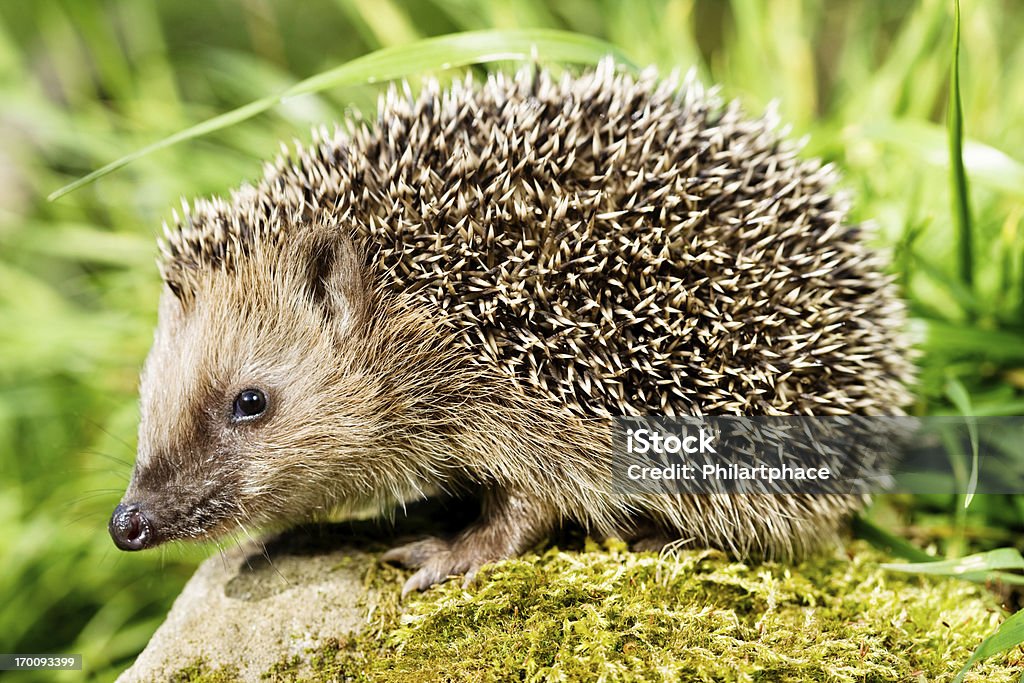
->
xmin=384 ymin=536 xmax=496 ymax=597
xmin=402 ymin=558 xmax=488 ymax=597
xmin=401 ymin=572 xmax=426 ymax=596
xmin=401 ymin=565 xmax=449 ymax=597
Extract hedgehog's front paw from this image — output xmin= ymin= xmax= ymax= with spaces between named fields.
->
xmin=382 ymin=536 xmax=498 ymax=597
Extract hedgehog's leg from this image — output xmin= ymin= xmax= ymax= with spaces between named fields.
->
xmin=382 ymin=486 xmax=553 ymax=596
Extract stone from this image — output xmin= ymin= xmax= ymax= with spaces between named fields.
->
xmin=117 ymin=519 xmax=1022 ymax=682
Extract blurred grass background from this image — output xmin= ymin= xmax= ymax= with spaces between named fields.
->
xmin=1 ymin=0 xmax=1023 ymax=680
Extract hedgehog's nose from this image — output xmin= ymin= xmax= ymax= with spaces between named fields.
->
xmin=109 ymin=503 xmax=153 ymax=551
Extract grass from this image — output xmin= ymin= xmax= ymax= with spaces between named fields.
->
xmin=947 ymin=0 xmax=973 ymax=293
xmin=46 ymin=29 xmax=633 ymax=201
xmin=1 ymin=0 xmax=1024 ymax=680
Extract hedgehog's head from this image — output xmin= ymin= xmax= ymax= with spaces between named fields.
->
xmin=109 ymin=217 xmax=394 ymax=551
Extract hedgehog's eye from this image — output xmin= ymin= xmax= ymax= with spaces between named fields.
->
xmin=232 ymin=388 xmax=268 ymax=421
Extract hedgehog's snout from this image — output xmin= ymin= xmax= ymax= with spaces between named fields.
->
xmin=109 ymin=503 xmax=154 ymax=551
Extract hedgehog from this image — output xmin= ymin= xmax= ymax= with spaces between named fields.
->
xmin=108 ymin=58 xmax=913 ymax=595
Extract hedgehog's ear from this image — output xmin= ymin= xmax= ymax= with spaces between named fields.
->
xmin=303 ymin=233 xmax=368 ymax=328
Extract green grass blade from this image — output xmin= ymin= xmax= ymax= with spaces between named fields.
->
xmin=853 ymin=519 xmax=1024 ymax=586
xmin=945 ymin=375 xmax=979 ymax=509
xmin=883 ymin=547 xmax=1024 ymax=574
xmin=949 ymin=0 xmax=974 ymax=291
xmin=48 ymin=29 xmax=634 ymax=201
xmin=851 ymin=516 xmax=934 ymax=562
xmin=47 ymin=97 xmax=283 ymax=201
xmin=882 ymin=548 xmax=1024 ymax=587
xmin=282 ymin=28 xmax=634 ymax=99
xmin=953 ymin=607 xmax=1024 ymax=683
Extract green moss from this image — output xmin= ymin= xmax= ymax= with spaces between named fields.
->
xmin=260 ymin=654 xmax=302 ymax=681
xmin=268 ymin=542 xmax=1023 ymax=682
xmin=170 ymin=659 xmax=241 ymax=683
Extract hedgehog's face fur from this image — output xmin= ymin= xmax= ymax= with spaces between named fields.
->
xmin=110 ymin=226 xmax=388 ymax=550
